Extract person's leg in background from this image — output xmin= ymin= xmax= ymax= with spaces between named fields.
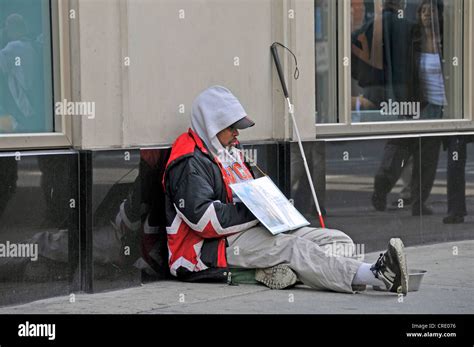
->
xmin=393 ymin=156 xmax=413 ymax=206
xmin=372 ymin=138 xmax=412 ymax=211
xmin=411 ymin=105 xmax=443 ymax=216
xmin=411 ymin=137 xmax=442 ymax=215
xmin=444 ymin=136 xmax=467 ymax=224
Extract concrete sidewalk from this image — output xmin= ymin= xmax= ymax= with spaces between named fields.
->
xmin=0 ymin=240 xmax=472 ymax=314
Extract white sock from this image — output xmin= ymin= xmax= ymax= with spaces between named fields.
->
xmin=352 ymin=263 xmax=386 ymax=287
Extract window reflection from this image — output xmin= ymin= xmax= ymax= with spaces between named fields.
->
xmin=350 ymin=0 xmax=462 ymax=123
xmin=315 ymin=0 xmax=337 ymax=124
xmin=0 ymin=0 xmax=53 ymax=133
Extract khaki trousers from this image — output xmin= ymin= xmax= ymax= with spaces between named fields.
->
xmin=226 ymin=225 xmax=362 ymax=293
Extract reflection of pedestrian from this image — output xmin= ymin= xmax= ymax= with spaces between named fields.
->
xmin=0 ymin=13 xmax=44 ymax=132
xmin=443 ymin=136 xmax=474 ymax=224
xmin=372 ymin=0 xmax=446 ymax=216
xmin=351 ymin=0 xmax=411 ymax=111
xmin=373 ymin=134 xmax=441 ymax=216
xmin=392 ymin=157 xmax=413 ymax=206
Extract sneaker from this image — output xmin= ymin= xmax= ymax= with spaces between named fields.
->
xmin=370 ymin=238 xmax=408 ymax=295
xmin=255 ymin=264 xmax=297 ymax=290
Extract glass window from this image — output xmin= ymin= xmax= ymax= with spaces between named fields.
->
xmin=350 ymin=0 xmax=463 ymax=123
xmin=315 ymin=0 xmax=338 ymax=124
xmin=0 ymin=0 xmax=53 ymax=133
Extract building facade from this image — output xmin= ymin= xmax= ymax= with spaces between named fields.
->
xmin=0 ymin=0 xmax=473 ymax=306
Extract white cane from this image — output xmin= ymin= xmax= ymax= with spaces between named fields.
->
xmin=271 ymin=42 xmax=326 ymax=228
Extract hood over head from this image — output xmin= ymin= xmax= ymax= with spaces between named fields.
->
xmin=190 ymin=86 xmax=253 ymax=156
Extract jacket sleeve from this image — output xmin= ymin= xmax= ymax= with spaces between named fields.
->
xmin=167 ymin=156 xmax=258 ymax=239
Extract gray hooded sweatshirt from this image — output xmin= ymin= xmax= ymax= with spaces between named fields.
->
xmin=191 ymin=85 xmax=247 ymax=156
xmin=190 ymin=86 xmax=254 ymax=200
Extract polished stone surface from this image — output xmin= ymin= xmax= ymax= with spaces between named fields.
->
xmin=0 ymin=135 xmax=472 ymax=307
xmin=289 ymin=137 xmax=474 ymax=252
xmin=88 ymin=149 xmax=143 ymax=292
xmin=0 ymin=150 xmax=79 ymax=306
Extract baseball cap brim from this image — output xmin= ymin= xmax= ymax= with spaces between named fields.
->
xmin=232 ymin=116 xmax=255 ymax=129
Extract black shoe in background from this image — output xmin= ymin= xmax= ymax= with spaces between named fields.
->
xmin=372 ymin=193 xmax=387 ymax=211
xmin=443 ymin=215 xmax=465 ymax=224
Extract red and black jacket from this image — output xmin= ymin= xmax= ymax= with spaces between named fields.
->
xmin=163 ymin=129 xmax=258 ymax=281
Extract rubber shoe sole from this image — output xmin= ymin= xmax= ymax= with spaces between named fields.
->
xmin=255 ymin=264 xmax=297 ymax=290
xmin=390 ymin=238 xmax=409 ymax=295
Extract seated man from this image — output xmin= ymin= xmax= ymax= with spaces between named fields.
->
xmin=163 ymin=85 xmax=408 ymax=294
